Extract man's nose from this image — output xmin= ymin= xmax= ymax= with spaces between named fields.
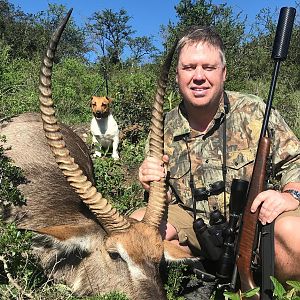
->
xmin=193 ymin=67 xmax=206 ymax=81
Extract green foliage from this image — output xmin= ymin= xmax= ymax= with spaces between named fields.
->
xmin=87 ymin=8 xmax=135 ymax=64
xmin=84 ymin=292 xmax=129 ymax=300
xmin=0 ymin=138 xmax=26 ymax=207
xmin=0 ymin=1 xmax=87 ymax=61
xmin=127 ymin=36 xmax=158 ymax=64
xmin=164 ymin=264 xmax=187 ymax=300
xmin=224 ymin=287 xmax=260 ymax=300
xmin=110 ymin=65 xmax=158 ymax=131
xmin=37 ymin=3 xmax=88 ymax=62
xmin=0 ymin=141 xmax=45 ymax=297
xmin=92 ymin=136 xmax=146 ymax=215
xmin=271 ymin=276 xmax=300 ymax=300
xmin=0 ymin=222 xmax=41 ymax=283
xmin=223 ymin=277 xmax=300 ymax=300
xmin=0 ymin=40 xmax=40 ymax=117
xmin=52 ymin=58 xmax=103 ymax=124
xmin=87 ymin=7 xmax=157 ymax=65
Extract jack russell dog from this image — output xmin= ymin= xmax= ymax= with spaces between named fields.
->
xmin=90 ymin=96 xmax=119 ymax=160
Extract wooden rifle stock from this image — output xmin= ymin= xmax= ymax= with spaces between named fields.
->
xmin=236 ymin=137 xmax=270 ymax=298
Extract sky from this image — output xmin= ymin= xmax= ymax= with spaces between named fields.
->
xmin=8 ymin=0 xmax=299 ymax=59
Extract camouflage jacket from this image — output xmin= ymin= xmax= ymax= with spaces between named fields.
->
xmin=163 ymin=91 xmax=300 ymax=222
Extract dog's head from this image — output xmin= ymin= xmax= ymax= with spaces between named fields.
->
xmin=90 ymin=96 xmax=113 ymax=119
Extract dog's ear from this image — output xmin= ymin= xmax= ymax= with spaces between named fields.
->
xmin=90 ymin=96 xmax=95 ymax=107
xmin=105 ymin=96 xmax=113 ymax=103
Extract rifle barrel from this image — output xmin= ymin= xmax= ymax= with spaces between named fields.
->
xmin=235 ymin=7 xmax=296 ymax=299
xmin=261 ymin=6 xmax=296 ymax=139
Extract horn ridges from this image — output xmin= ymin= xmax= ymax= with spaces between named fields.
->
xmin=143 ymin=42 xmax=178 ymax=227
xmin=38 ymin=9 xmax=130 ymax=233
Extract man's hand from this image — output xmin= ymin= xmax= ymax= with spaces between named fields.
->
xmin=138 ymin=155 xmax=169 ymax=191
xmin=251 ymin=189 xmax=299 ymax=225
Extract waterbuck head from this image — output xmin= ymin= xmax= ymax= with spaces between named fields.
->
xmin=1 ymin=9 xmax=195 ymax=300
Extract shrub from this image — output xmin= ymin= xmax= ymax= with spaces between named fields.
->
xmin=92 ymin=136 xmax=146 ymax=215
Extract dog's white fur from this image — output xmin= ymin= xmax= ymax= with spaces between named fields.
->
xmin=90 ymin=96 xmax=119 ymax=160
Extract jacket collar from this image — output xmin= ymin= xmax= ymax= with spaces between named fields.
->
xmin=172 ymin=92 xmax=229 ymax=140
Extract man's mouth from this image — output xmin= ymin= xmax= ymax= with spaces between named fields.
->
xmin=191 ymin=86 xmax=209 ymax=96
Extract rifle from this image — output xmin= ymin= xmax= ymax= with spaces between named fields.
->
xmin=235 ymin=7 xmax=296 ymax=299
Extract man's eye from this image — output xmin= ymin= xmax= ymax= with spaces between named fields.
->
xmin=204 ymin=66 xmax=217 ymax=71
xmin=183 ymin=66 xmax=194 ymax=71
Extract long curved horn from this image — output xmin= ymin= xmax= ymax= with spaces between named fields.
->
xmin=142 ymin=41 xmax=178 ymax=227
xmin=38 ymin=9 xmax=130 ymax=233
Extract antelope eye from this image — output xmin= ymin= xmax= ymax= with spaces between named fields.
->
xmin=108 ymin=251 xmax=121 ymax=260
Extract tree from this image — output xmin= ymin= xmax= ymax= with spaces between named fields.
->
xmin=243 ymin=4 xmax=300 ymax=89
xmin=0 ymin=1 xmax=88 ymax=62
xmin=160 ymin=0 xmax=246 ymax=90
xmin=162 ymin=0 xmax=245 ymax=48
xmin=87 ymin=8 xmax=135 ymax=64
xmin=127 ymin=36 xmax=158 ymax=65
xmin=0 ymin=0 xmax=42 ymax=60
xmin=36 ymin=3 xmax=88 ymax=62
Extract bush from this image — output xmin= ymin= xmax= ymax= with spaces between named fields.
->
xmin=52 ymin=58 xmax=103 ymax=124
xmin=0 ymin=48 xmax=40 ymax=117
xmin=110 ymin=65 xmax=158 ymax=131
xmin=0 ymin=141 xmax=46 ymax=299
xmin=223 ymin=276 xmax=300 ymax=299
xmin=92 ymin=136 xmax=146 ymax=215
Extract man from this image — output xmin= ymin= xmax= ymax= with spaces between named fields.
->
xmin=134 ymin=26 xmax=300 ymax=284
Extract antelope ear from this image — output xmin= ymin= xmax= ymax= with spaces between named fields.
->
xmin=33 ymin=223 xmax=99 ymax=241
xmin=163 ymin=240 xmax=199 ymax=263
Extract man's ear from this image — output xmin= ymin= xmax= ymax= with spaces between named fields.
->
xmin=175 ymin=68 xmax=179 ymax=84
xmin=223 ymin=66 xmax=227 ymax=81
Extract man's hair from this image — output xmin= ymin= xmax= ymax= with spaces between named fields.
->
xmin=176 ymin=26 xmax=226 ymax=65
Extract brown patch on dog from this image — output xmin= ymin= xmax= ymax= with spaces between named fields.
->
xmin=90 ymin=96 xmax=113 ymax=118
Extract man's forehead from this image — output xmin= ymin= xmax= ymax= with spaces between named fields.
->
xmin=181 ymin=41 xmax=219 ymax=52
xmin=178 ymin=42 xmax=223 ymax=64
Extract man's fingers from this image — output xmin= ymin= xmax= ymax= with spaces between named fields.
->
xmin=251 ymin=190 xmax=287 ymax=224
xmin=250 ymin=192 xmax=265 ymax=213
xmin=162 ymin=154 xmax=169 ymax=164
xmin=138 ymin=156 xmax=169 ymax=191
xmin=139 ymin=163 xmax=165 ymax=178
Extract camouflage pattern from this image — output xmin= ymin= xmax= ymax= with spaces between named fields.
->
xmin=164 ymin=91 xmax=300 ymax=223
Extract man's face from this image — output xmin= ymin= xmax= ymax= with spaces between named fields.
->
xmin=176 ymin=42 xmax=226 ymax=110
